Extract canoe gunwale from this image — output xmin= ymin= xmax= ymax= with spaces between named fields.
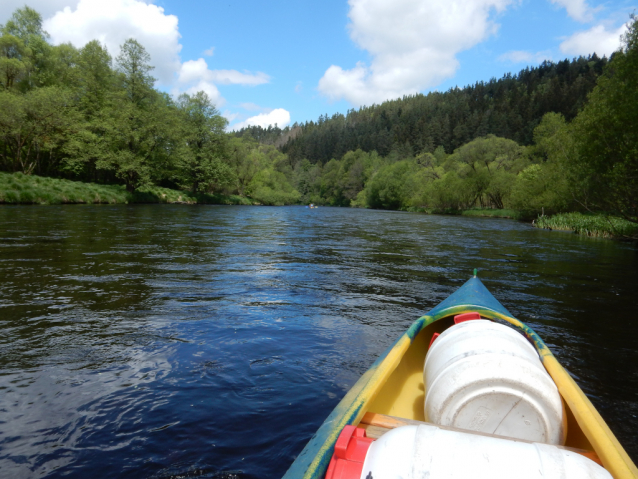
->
xmin=282 ymin=278 xmax=638 ymax=479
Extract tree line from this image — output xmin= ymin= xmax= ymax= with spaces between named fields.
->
xmin=242 ymin=15 xmax=637 ymax=224
xmin=1 ymin=6 xmax=636 ymax=224
xmin=0 ymin=6 xmax=301 ymax=205
xmin=235 ymin=55 xmax=608 ymax=163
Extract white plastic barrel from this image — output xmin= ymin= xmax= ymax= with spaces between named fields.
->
xmin=360 ymin=424 xmax=611 ymax=479
xmin=424 ymin=319 xmax=566 ymax=444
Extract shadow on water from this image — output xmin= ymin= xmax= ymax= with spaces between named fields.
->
xmin=0 ymin=205 xmax=636 ymax=478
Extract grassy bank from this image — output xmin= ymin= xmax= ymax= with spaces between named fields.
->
xmin=534 ymin=212 xmax=638 ymax=239
xmin=404 ymin=206 xmax=522 ymax=219
xmin=0 ymin=172 xmax=252 ymax=205
xmin=461 ymin=208 xmax=522 ymax=220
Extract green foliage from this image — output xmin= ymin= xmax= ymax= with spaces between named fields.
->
xmin=1 ymin=4 xmax=635 ymax=227
xmin=89 ymin=39 xmax=178 ymax=192
xmin=1 ymin=6 xmax=49 ymax=44
xmin=508 ymin=113 xmax=575 ymax=218
xmin=174 ymin=91 xmax=232 ymax=193
xmin=0 ymin=87 xmax=80 ymax=174
xmin=0 ymin=34 xmax=30 ymax=90
xmin=535 ymin=212 xmax=638 ymax=239
xmin=116 ymin=38 xmax=155 ymax=106
xmin=0 ymin=171 xmax=127 ymax=204
xmin=462 ymin=209 xmax=522 ymax=219
xmin=293 ymin=158 xmax=323 ymax=203
xmin=245 ymin=157 xmax=300 ymax=205
xmin=568 ymin=15 xmax=638 ymax=223
xmin=237 ymin=56 xmax=608 ymax=164
xmin=76 ymin=40 xmax=114 ymax=114
xmin=0 ymin=171 xmax=250 ymax=205
xmin=450 ymin=135 xmax=529 ymax=209
xmin=294 ymin=149 xmax=381 ymax=206
xmin=365 ymin=160 xmax=416 ymax=210
xmin=225 ymin=137 xmax=262 ymax=195
xmin=425 ymin=171 xmax=475 ymax=210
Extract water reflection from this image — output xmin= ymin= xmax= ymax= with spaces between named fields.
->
xmin=0 ymin=205 xmax=636 ymax=478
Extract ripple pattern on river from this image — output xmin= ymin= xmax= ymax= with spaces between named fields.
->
xmin=0 ymin=205 xmax=637 ymax=478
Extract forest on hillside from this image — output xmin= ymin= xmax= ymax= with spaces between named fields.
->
xmin=1 ymin=7 xmax=636 ymax=227
xmin=236 ymin=55 xmax=609 ymax=164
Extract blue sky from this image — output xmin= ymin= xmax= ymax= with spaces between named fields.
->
xmin=1 ymin=0 xmax=635 ymax=130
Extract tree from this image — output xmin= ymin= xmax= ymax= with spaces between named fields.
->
xmin=365 ymin=160 xmax=416 ymax=210
xmin=116 ymin=38 xmax=155 ymax=107
xmin=0 ymin=87 xmax=79 ymax=174
xmin=293 ymin=159 xmax=323 ymax=203
xmin=0 ymin=34 xmax=30 ymax=90
xmin=77 ymin=41 xmax=115 ymax=114
xmin=43 ymin=42 xmax=80 ymax=88
xmin=175 ymin=91 xmax=232 ymax=193
xmin=95 ymin=94 xmax=179 ymax=191
xmin=225 ymin=137 xmax=263 ymax=195
xmin=246 ymin=167 xmax=301 ymax=205
xmin=1 ymin=7 xmax=50 ymax=90
xmin=569 ymin=15 xmax=638 ymax=223
xmin=77 ymin=39 xmax=177 ymax=191
xmin=1 ymin=6 xmax=49 ymax=45
xmin=450 ymin=135 xmax=528 ymax=209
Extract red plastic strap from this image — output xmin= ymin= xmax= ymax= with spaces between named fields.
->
xmin=325 ymin=426 xmax=374 ymax=479
xmin=454 ymin=312 xmax=481 ymax=324
xmin=429 ymin=332 xmax=440 ymax=349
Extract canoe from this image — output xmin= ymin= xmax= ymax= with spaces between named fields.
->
xmin=283 ymin=274 xmax=638 ymax=479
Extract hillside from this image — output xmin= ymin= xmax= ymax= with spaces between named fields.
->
xmin=235 ymin=55 xmax=608 ymax=163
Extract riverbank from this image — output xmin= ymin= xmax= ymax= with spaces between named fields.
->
xmin=461 ymin=208 xmax=522 ymax=219
xmin=534 ymin=212 xmax=638 ymax=240
xmin=0 ymin=172 xmax=251 ymax=205
xmin=5 ymin=173 xmax=637 ymax=241
xmin=404 ymin=206 xmax=523 ymax=220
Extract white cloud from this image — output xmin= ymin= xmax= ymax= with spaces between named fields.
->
xmin=560 ymin=23 xmax=627 ymax=56
xmin=174 ymin=58 xmax=269 ymax=107
xmin=230 ymin=108 xmax=291 ymax=131
xmin=549 ymin=0 xmax=594 ymax=23
xmin=318 ymin=0 xmax=513 ymax=106
xmin=177 ymin=59 xmax=268 ymax=87
xmin=210 ymin=69 xmax=270 ymax=86
xmin=44 ymin=0 xmax=182 ymax=85
xmin=203 ymin=46 xmax=215 ymax=56
xmin=498 ymin=50 xmax=553 ymax=63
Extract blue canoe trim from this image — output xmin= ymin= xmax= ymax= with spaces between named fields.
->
xmin=282 ymin=276 xmax=549 ymax=479
xmin=426 ymin=276 xmax=513 ymax=319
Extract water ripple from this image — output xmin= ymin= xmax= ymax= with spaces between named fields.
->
xmin=0 ymin=205 xmax=636 ymax=478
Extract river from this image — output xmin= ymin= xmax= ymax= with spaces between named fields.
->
xmin=1 ymin=205 xmax=636 ymax=478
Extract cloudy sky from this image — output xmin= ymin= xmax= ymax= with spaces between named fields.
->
xmin=0 ymin=0 xmax=634 ymax=130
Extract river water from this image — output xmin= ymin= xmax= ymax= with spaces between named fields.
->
xmin=0 ymin=205 xmax=636 ymax=478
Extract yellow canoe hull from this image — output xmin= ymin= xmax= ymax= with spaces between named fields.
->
xmin=283 ymin=276 xmax=638 ymax=479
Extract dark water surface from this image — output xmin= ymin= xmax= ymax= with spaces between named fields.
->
xmin=1 ymin=205 xmax=637 ymax=478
